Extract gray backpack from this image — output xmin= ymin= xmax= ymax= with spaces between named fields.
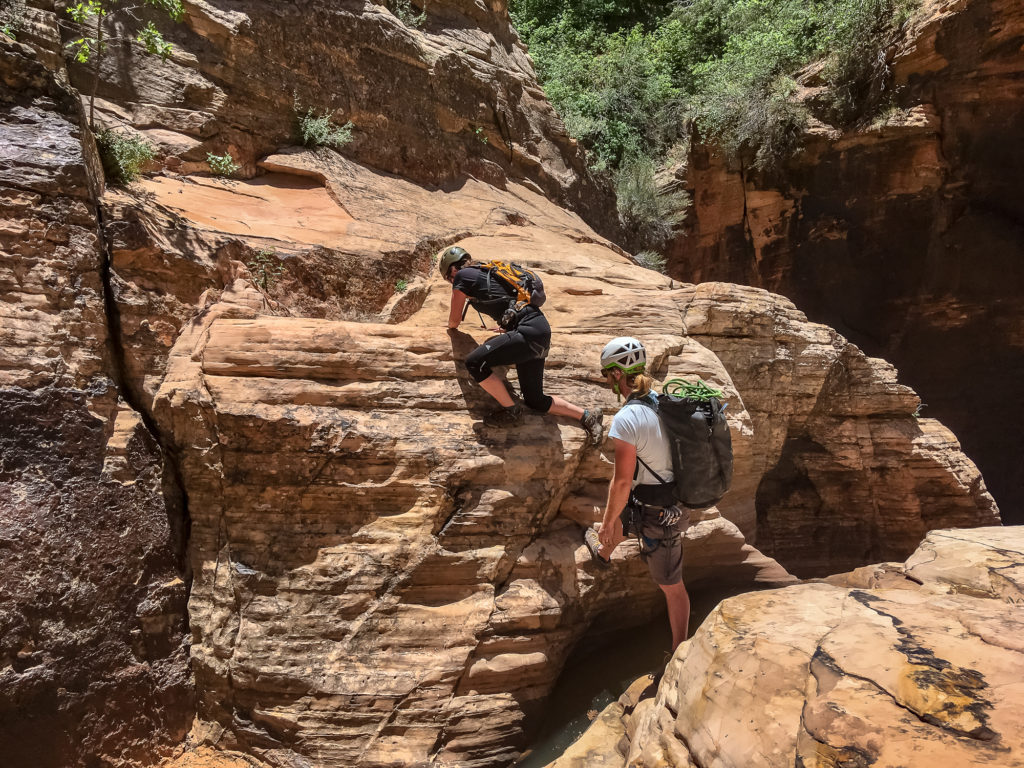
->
xmin=629 ymin=382 xmax=733 ymax=510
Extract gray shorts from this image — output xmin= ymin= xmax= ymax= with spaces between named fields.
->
xmin=621 ymin=503 xmax=690 ymax=585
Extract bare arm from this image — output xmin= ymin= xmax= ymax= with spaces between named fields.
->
xmin=447 ymin=288 xmax=468 ymax=329
xmin=600 ymin=438 xmax=635 ymax=547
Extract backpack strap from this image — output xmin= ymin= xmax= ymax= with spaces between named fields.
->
xmin=635 ymin=454 xmax=668 ymax=485
xmin=624 ymin=395 xmax=670 ymax=486
xmin=460 ymin=286 xmax=488 ymax=328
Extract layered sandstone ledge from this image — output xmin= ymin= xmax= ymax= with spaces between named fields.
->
xmin=139 ymin=146 xmax=997 ymax=764
xmin=552 ymin=526 xmax=1024 ymax=768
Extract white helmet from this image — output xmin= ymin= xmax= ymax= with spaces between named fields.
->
xmin=600 ymin=337 xmax=646 ymax=373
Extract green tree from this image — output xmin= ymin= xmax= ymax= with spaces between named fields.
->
xmin=513 ymin=0 xmax=918 ymax=172
xmin=63 ymin=0 xmax=184 ymax=128
xmin=512 ymin=0 xmax=676 ymax=34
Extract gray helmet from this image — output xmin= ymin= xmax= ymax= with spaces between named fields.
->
xmin=438 ymin=245 xmax=470 ymax=278
xmin=600 ymin=336 xmax=646 ymax=373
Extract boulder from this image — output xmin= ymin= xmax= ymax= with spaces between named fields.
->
xmin=556 ymin=526 xmax=1024 ymax=768
xmin=142 ymin=149 xmax=997 ymax=765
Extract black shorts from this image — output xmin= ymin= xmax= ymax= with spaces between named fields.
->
xmin=464 ymin=309 xmax=553 ymax=412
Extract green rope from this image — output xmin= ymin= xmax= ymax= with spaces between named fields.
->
xmin=662 ymin=378 xmax=725 ymax=401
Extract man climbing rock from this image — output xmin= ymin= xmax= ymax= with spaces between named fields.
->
xmin=439 ymin=245 xmax=603 ymax=443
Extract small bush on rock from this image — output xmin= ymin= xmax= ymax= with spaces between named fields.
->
xmin=386 ymin=0 xmax=425 ymax=28
xmin=247 ymin=248 xmax=284 ymax=292
xmin=207 ymin=152 xmax=241 ymax=176
xmin=633 ymin=250 xmax=667 ymax=273
xmin=0 ymin=0 xmax=27 ymax=38
xmin=614 ymin=155 xmax=689 ymax=248
xmin=296 ymin=107 xmax=354 ymax=150
xmin=96 ymin=129 xmax=154 ymax=184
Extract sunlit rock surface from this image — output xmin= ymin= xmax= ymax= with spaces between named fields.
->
xmin=552 ymin=527 xmax=1024 ymax=768
xmin=142 ymin=148 xmax=996 ymax=764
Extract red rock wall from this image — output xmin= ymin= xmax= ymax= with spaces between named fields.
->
xmin=48 ymin=0 xmax=620 ymax=239
xmin=0 ymin=40 xmax=192 ymax=766
xmin=666 ymin=0 xmax=1024 ymax=525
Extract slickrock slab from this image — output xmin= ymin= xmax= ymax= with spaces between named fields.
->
xmin=100 ymin=151 xmax=623 ymax=402
xmin=0 ymin=40 xmax=191 ymax=767
xmin=148 ymin=164 xmax=996 ymax=763
xmin=52 ymin=0 xmax=617 ymax=232
xmin=556 ymin=527 xmax=1024 ymax=768
xmin=135 ymin=174 xmax=355 ymax=247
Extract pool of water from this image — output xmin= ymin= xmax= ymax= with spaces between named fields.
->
xmin=514 ymin=584 xmax=756 ymax=767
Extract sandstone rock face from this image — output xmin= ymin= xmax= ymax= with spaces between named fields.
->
xmin=666 ymin=0 xmax=1024 ymax=525
xmin=40 ymin=0 xmax=619 ymax=234
xmin=0 ymin=39 xmax=191 ymax=767
xmin=683 ymin=283 xmax=998 ymax=575
xmin=129 ymin=143 xmax=997 ymax=765
xmin=562 ymin=527 xmax=1024 ymax=768
xmin=1 ymin=4 xmax=1005 ymax=767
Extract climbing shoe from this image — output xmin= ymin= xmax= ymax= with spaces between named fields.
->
xmin=484 ymin=403 xmax=524 ymax=427
xmin=583 ymin=527 xmax=611 ymax=568
xmin=581 ymin=407 xmax=604 ymax=446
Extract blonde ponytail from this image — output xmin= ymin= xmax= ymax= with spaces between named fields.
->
xmin=627 ymin=370 xmax=655 ymax=398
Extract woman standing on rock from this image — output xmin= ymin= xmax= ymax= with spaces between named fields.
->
xmin=439 ymin=245 xmax=603 ymax=444
xmin=584 ymin=336 xmax=691 ymax=651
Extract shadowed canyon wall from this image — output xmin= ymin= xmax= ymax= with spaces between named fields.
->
xmin=667 ymin=0 xmax=1024 ymax=526
xmin=0 ymin=40 xmax=192 ymax=767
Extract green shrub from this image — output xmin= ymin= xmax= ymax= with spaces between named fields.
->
xmin=246 ymin=249 xmax=284 ymax=291
xmin=207 ymin=152 xmax=240 ymax=176
xmin=296 ymin=107 xmax=353 ymax=149
xmin=523 ymin=19 xmax=684 ymax=171
xmin=819 ymin=0 xmax=918 ymax=122
xmin=512 ymin=0 xmax=919 ymax=172
xmin=614 ymin=155 xmax=689 ymax=247
xmin=395 ymin=278 xmax=409 ymax=293
xmin=693 ymin=70 xmax=808 ymax=170
xmin=0 ymin=0 xmax=26 ymax=38
xmin=633 ymin=249 xmax=667 ymax=273
xmin=386 ymin=0 xmax=425 ymax=28
xmin=96 ymin=129 xmax=155 ymax=184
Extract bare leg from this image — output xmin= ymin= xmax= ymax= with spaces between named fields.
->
xmin=478 ymin=374 xmax=515 ymax=407
xmin=547 ymin=395 xmax=584 ymax=421
xmin=659 ymin=580 xmax=691 ymax=652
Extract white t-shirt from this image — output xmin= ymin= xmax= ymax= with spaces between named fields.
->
xmin=608 ymin=396 xmax=673 ymax=488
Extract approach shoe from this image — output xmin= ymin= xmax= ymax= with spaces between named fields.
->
xmin=583 ymin=527 xmax=611 ymax=568
xmin=581 ymin=407 xmax=604 ymax=446
xmin=484 ymin=403 xmax=524 ymax=427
